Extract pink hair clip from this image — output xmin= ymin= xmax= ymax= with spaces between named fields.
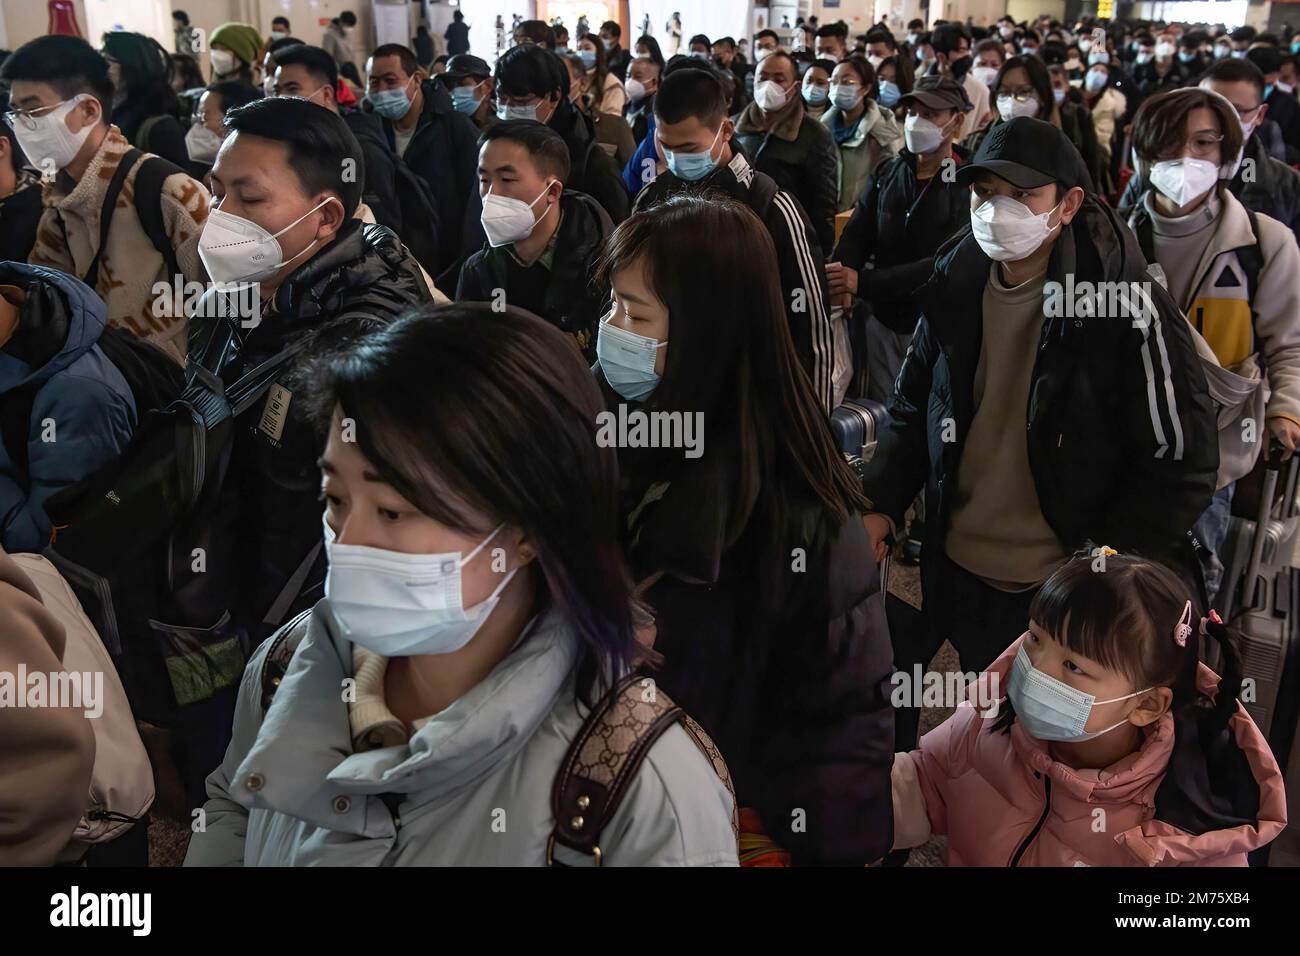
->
xmin=1199 ymin=608 xmax=1223 ymax=636
xmin=1174 ymin=600 xmax=1193 ymax=647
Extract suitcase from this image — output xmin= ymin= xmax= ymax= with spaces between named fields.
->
xmin=1218 ymin=444 xmax=1300 ymax=865
xmin=831 ymin=397 xmax=888 ymax=469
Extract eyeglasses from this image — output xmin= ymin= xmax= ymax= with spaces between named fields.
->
xmin=1182 ymin=131 xmax=1226 ymax=158
xmin=4 ymin=99 xmax=71 ymax=131
xmin=998 ymin=87 xmax=1038 ymax=102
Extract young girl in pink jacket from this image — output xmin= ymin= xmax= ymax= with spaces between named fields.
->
xmin=892 ymin=553 xmax=1288 ymax=866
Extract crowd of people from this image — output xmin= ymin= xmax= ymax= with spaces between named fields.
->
xmin=0 ymin=11 xmax=1296 ymax=868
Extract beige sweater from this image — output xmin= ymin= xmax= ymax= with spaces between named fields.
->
xmin=29 ymin=125 xmax=210 ymax=363
xmin=945 ymin=265 xmax=1065 ymax=588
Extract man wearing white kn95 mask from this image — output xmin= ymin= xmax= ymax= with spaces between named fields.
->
xmin=859 ymin=116 xmax=1217 ymax=682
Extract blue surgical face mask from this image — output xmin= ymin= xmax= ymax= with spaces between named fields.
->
xmin=802 ymin=83 xmax=829 ymax=106
xmin=661 ymin=121 xmax=723 ymax=182
xmin=597 ymin=317 xmax=667 ymax=402
xmin=1265 ymin=84 xmax=1276 ymax=100
xmin=1178 ymin=51 xmax=1196 ymax=63
xmin=831 ymin=83 xmax=863 ymax=111
xmin=452 ymin=82 xmax=483 ymax=114
xmin=1006 ymin=645 xmax=1154 ymax=742
xmin=877 ymin=79 xmax=901 ymax=107
xmin=368 ymin=79 xmax=413 ymax=120
xmin=580 ymin=49 xmax=597 ymax=70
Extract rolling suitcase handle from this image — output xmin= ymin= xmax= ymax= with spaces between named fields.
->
xmin=1244 ymin=442 xmax=1287 ymax=611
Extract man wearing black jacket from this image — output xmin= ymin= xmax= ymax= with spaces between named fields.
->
xmin=0 ymin=97 xmax=42 ymax=263
xmin=861 ymin=118 xmax=1217 ymax=682
xmin=732 ymin=50 xmax=839 ymax=252
xmin=367 ymin=43 xmax=480 ymax=270
xmin=599 ymin=20 xmax=631 ymax=81
xmin=493 ymin=43 xmax=629 ymax=225
xmin=830 ymin=75 xmax=973 ymax=402
xmin=457 ymin=121 xmax=612 ymax=361
xmin=635 ymin=66 xmax=836 ymax=413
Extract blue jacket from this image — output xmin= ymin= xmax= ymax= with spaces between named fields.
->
xmin=0 ymin=263 xmax=135 ymax=552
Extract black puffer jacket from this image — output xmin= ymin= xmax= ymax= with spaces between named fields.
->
xmin=546 ymin=97 xmax=631 ymax=225
xmin=455 ymin=190 xmax=613 ymax=360
xmin=1117 ymin=131 xmax=1300 ymax=243
xmin=833 ymin=144 xmax=972 ymax=333
xmin=218 ymin=220 xmax=433 ymax=641
xmin=342 ymin=109 xmax=401 ymax=233
xmin=862 ymin=197 xmax=1218 ymax=605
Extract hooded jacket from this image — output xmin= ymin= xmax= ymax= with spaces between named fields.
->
xmin=733 ymin=95 xmax=839 ymax=251
xmin=544 ymin=96 xmax=631 ymax=226
xmin=184 ymin=603 xmax=738 ymax=866
xmin=212 ymin=220 xmax=433 ymax=643
xmin=0 ymin=547 xmax=96 ymax=866
xmin=892 ymin=639 xmax=1287 ymax=865
xmin=820 ymin=99 xmax=903 ymax=214
xmin=860 ymin=197 xmax=1219 ymax=600
xmin=0 ymin=263 xmax=135 ymax=553
xmin=1118 ymin=131 xmax=1300 ymax=244
xmin=380 ymin=80 xmax=481 ymax=268
xmin=833 ymin=144 xmax=973 ymax=334
xmin=456 ymin=190 xmax=613 ymax=360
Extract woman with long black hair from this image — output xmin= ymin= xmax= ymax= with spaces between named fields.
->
xmin=102 ymin=31 xmax=189 ymax=168
xmin=593 ymin=195 xmax=896 ymax=866
xmin=185 ymin=305 xmax=738 ymax=866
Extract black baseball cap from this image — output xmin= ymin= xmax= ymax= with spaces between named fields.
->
xmin=956 ymin=116 xmax=1093 ymax=190
xmin=444 ymin=54 xmax=491 ymax=80
xmin=899 ymin=75 xmax=973 ymax=112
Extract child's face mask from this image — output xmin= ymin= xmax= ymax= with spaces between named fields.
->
xmin=1007 ymin=644 xmax=1153 ymax=741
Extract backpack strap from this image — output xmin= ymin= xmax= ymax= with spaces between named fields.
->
xmin=131 ymin=155 xmax=184 ymax=283
xmin=0 ymin=381 xmax=41 ymax=483
xmin=1236 ymin=205 xmax=1264 ymax=315
xmin=547 ymin=673 xmax=738 ymax=866
xmin=83 ymin=148 xmax=142 ymax=290
xmin=259 ymin=607 xmax=314 ymax=713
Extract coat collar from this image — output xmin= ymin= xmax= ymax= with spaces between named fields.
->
xmin=43 ymin=125 xmax=130 ymax=216
xmin=228 ymin=601 xmax=581 ymax=833
xmin=736 ymin=94 xmax=805 ymax=142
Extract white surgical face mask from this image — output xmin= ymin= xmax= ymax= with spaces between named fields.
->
xmin=756 ymin=47 xmax=774 ymax=62
xmin=480 ymin=181 xmax=555 ymax=247
xmin=755 ymin=79 xmax=790 ymax=112
xmin=972 ymin=65 xmax=999 ymax=88
xmin=324 ymin=519 xmax=516 ymax=657
xmin=185 ymin=123 xmax=223 ymax=164
xmin=197 ymin=196 xmax=338 ymax=284
xmin=1149 ymin=157 xmax=1219 ymax=208
xmin=1135 ymin=51 xmax=1153 ymax=65
xmin=625 ymin=77 xmax=648 ymax=103
xmin=904 ymin=113 xmax=947 ymax=154
xmin=1007 ymin=646 xmax=1154 ymax=742
xmin=7 ymin=94 xmax=97 ymax=171
xmin=1053 ymin=87 xmax=1067 ymax=105
xmin=997 ymin=92 xmax=1041 ymax=121
xmin=1156 ymin=41 xmax=1176 ymax=59
xmin=971 ymin=194 xmax=1061 ymax=261
xmin=210 ymin=48 xmax=237 ymax=76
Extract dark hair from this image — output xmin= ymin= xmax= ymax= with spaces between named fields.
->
xmin=593 ymin=196 xmax=868 ymax=598
xmin=173 ymin=10 xmax=189 ymax=24
xmin=803 ymin=58 xmax=836 ymax=81
xmin=837 ymin=54 xmax=876 ymax=97
xmin=688 ymin=34 xmax=712 ymax=50
xmin=634 ymin=35 xmax=665 ymax=69
xmin=496 ymin=43 xmax=566 ymax=99
xmin=815 ymin=22 xmax=848 ymax=41
xmin=996 ymin=54 xmax=1054 ymax=121
xmin=0 ymin=35 xmax=113 ymax=119
xmin=514 ymin=19 xmax=556 ymax=49
xmin=878 ymin=54 xmax=914 ymax=96
xmin=480 ymin=119 xmax=570 ymax=182
xmin=760 ymin=49 xmax=799 ymax=80
xmin=1132 ymin=86 xmax=1243 ymax=165
xmin=268 ymin=36 xmax=305 ymax=56
xmin=975 ymin=37 xmax=1006 ymax=60
xmin=755 ymin=29 xmax=779 ymax=44
xmin=223 ymin=97 xmax=364 ymax=217
xmin=931 ymin=23 xmax=970 ymax=55
xmin=272 ymin=16 xmax=290 ymax=29
xmin=339 ymin=11 xmax=357 ymax=28
xmin=205 ymin=79 xmax=260 ymax=118
xmin=599 ymin=20 xmax=620 ymax=41
xmin=1247 ymin=46 xmax=1284 ymax=75
xmin=908 ymin=19 xmax=925 ymax=30
xmin=271 ymin=43 xmax=339 ymax=90
xmin=103 ymin=30 xmax=180 ymax=121
xmin=990 ymin=554 xmax=1243 ymax=746
xmin=1230 ymin=26 xmax=1256 ymax=44
xmin=654 ymin=65 xmax=727 ymax=126
xmin=865 ymin=26 xmax=897 ymax=50
xmin=452 ymin=11 xmax=463 ymax=22
xmin=0 ymin=89 xmax=27 ymax=170
xmin=576 ymin=32 xmax=610 ymax=96
xmin=370 ymin=42 xmax=419 ymax=77
xmin=1202 ymin=57 xmax=1266 ymax=97
xmin=168 ymin=53 xmax=205 ymax=91
xmin=714 ymin=37 xmax=736 ymax=52
xmin=304 ymin=305 xmax=644 ymax=704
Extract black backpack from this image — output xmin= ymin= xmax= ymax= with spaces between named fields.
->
xmin=40 ymin=309 xmax=301 ymax=729
xmin=80 ymin=147 xmax=184 ymax=291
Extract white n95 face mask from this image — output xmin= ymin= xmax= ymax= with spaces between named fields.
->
xmin=480 ymin=182 xmax=555 ymax=247
xmin=1149 ymin=157 xmax=1219 ymax=208
xmin=185 ymin=124 xmax=223 ymax=164
xmin=324 ymin=519 xmax=518 ymax=657
xmin=8 ymin=94 xmax=97 ymax=172
xmin=197 ymin=197 xmax=338 ymax=284
xmin=210 ymin=48 xmax=237 ymax=76
xmin=971 ymin=194 xmax=1061 ymax=261
xmin=903 ymin=113 xmax=946 ymax=155
xmin=997 ymin=93 xmax=1040 ymax=121
xmin=754 ymin=80 xmax=789 ymax=112
xmin=1007 ymin=645 xmax=1153 ymax=741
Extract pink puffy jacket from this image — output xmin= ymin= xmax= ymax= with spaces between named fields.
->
xmin=892 ymin=639 xmax=1288 ymax=866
